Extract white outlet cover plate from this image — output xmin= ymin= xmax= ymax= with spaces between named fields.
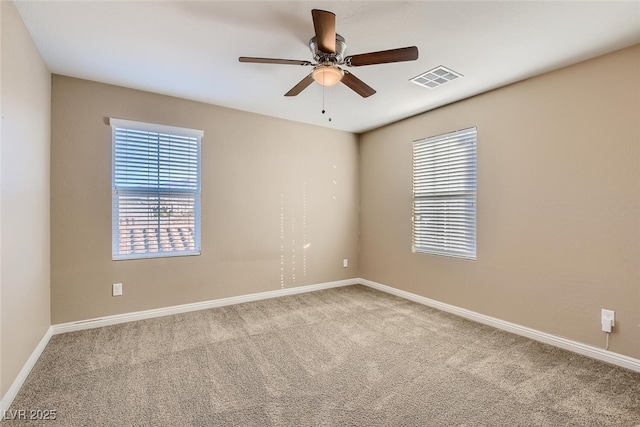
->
xmin=113 ymin=283 xmax=123 ymax=296
xmin=601 ymin=309 xmax=615 ymax=330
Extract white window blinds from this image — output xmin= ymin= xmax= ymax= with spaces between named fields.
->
xmin=110 ymin=118 xmax=203 ymax=260
xmin=412 ymin=127 xmax=477 ymax=259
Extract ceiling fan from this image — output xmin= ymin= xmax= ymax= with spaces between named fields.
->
xmin=239 ymin=9 xmax=419 ymax=98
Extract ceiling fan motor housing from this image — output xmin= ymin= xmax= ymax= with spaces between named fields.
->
xmin=309 ymin=34 xmax=347 ymax=64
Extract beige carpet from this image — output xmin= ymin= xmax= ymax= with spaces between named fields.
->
xmin=6 ymin=285 xmax=640 ymax=426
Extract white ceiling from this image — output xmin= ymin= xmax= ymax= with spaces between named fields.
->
xmin=14 ymin=1 xmax=640 ymax=134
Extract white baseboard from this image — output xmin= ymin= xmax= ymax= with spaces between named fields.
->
xmin=52 ymin=278 xmax=359 ymax=335
xmin=1 ymin=326 xmax=53 ymax=415
xmin=360 ymin=278 xmax=640 ymax=373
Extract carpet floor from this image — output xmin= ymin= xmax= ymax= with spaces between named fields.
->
xmin=5 ymin=285 xmax=640 ymax=426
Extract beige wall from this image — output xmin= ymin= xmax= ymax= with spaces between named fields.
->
xmin=1 ymin=1 xmax=51 ymax=397
xmin=360 ymin=44 xmax=640 ymax=359
xmin=50 ymin=76 xmax=359 ymax=324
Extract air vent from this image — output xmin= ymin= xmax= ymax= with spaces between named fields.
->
xmin=410 ymin=65 xmax=462 ymax=89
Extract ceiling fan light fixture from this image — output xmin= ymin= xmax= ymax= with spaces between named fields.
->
xmin=312 ymin=65 xmax=344 ymax=87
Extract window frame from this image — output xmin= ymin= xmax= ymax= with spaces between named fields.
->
xmin=110 ymin=118 xmax=203 ymax=261
xmin=412 ymin=127 xmax=477 ymax=260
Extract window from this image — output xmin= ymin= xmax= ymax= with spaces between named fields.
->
xmin=412 ymin=127 xmax=477 ymax=259
xmin=110 ymin=118 xmax=203 ymax=260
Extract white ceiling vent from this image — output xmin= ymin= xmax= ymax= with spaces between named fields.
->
xmin=410 ymin=66 xmax=462 ymax=89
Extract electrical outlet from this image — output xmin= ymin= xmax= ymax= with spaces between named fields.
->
xmin=601 ymin=309 xmax=615 ymax=332
xmin=343 ymin=258 xmax=348 ymax=268
xmin=112 ymin=283 xmax=123 ymax=297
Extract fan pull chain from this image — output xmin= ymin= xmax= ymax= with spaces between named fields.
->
xmin=322 ymin=81 xmax=325 ymax=115
xmin=321 ymin=84 xmax=332 ymax=122
xmin=327 ymin=86 xmax=332 ymax=122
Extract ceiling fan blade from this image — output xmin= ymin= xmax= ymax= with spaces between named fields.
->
xmin=239 ymin=57 xmax=312 ymax=66
xmin=345 ymin=46 xmax=419 ymax=67
xmin=312 ymin=9 xmax=336 ymax=53
xmin=341 ymin=71 xmax=376 ymax=98
xmin=285 ymin=74 xmax=315 ymax=97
